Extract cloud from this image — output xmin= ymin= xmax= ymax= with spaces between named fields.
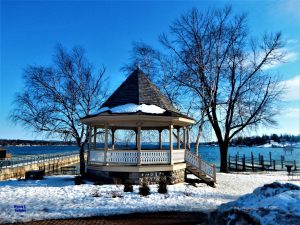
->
xmin=286 ymin=39 xmax=299 ymax=45
xmin=283 ymin=108 xmax=300 ymax=119
xmin=276 ymin=0 xmax=300 ymax=22
xmin=281 ymin=75 xmax=300 ymax=101
xmin=262 ymin=48 xmax=298 ymax=70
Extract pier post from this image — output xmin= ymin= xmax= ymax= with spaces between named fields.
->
xmin=269 ymin=152 xmax=272 ymax=167
xmin=281 ymin=156 xmax=284 ymax=168
xmin=228 ymin=154 xmax=231 ymax=170
xmin=242 ymin=154 xmax=246 ymax=171
xmin=273 ymin=160 xmax=276 ymax=171
xmin=294 ymin=160 xmax=297 ymax=171
xmin=261 ymin=155 xmax=264 ymax=170
xmin=251 ymin=152 xmax=254 ymax=171
xmin=258 ymin=153 xmax=261 ymax=165
xmin=235 ymin=154 xmax=238 ymax=171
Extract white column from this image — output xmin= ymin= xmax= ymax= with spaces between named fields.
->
xmin=111 ymin=129 xmax=115 ymax=150
xmin=177 ymin=128 xmax=180 ymax=149
xmin=137 ymin=126 xmax=141 ymax=165
xmin=93 ymin=127 xmax=97 ymax=150
xmin=183 ymin=127 xmax=187 ymax=161
xmin=169 ymin=125 xmax=173 ymax=165
xmin=88 ymin=125 xmax=92 ymax=163
xmin=104 ymin=125 xmax=108 ymax=164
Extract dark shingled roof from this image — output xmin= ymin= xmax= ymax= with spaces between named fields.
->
xmin=101 ymin=69 xmax=179 ymax=113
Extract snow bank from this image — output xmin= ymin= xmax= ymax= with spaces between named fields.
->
xmin=0 ymin=172 xmax=299 ymax=223
xmin=95 ymin=103 xmax=166 ymax=115
xmin=213 ymin=182 xmax=300 ymax=225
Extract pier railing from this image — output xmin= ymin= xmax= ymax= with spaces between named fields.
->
xmin=0 ymin=151 xmax=79 ymax=170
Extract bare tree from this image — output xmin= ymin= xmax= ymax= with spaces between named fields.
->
xmin=160 ymin=6 xmax=284 ymax=172
xmin=122 ymin=42 xmax=209 ymax=153
xmin=11 ymin=45 xmax=108 ymax=175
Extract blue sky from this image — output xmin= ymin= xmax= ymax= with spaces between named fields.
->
xmin=1 ymin=0 xmax=299 ymax=140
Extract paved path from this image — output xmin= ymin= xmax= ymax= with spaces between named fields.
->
xmin=10 ymin=212 xmax=208 ymax=225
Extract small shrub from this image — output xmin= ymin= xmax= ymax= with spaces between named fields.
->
xmin=111 ymin=191 xmax=123 ymax=198
xmin=91 ymin=190 xmax=101 ymax=197
xmin=93 ymin=181 xmax=104 ymax=186
xmin=139 ymin=178 xmax=150 ymax=196
xmin=158 ymin=175 xmax=168 ymax=194
xmin=124 ymin=180 xmax=133 ymax=192
xmin=74 ymin=175 xmax=82 ymax=185
xmin=184 ymin=186 xmax=192 ymax=197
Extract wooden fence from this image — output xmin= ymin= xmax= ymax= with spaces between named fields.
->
xmin=228 ymin=152 xmax=299 ymax=172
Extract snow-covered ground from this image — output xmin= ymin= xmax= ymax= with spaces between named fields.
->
xmin=0 ymin=172 xmax=299 ymax=224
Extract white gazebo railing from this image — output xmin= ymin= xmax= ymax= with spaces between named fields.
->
xmin=89 ymin=149 xmax=185 ymax=165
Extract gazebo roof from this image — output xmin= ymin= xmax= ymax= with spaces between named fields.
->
xmin=101 ymin=68 xmax=179 ymax=113
xmin=81 ymin=69 xmax=194 ymax=126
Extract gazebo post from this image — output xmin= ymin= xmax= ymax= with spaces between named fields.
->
xmin=183 ymin=127 xmax=187 ymax=161
xmin=159 ymin=129 xmax=163 ymax=150
xmin=94 ymin=127 xmax=97 ymax=149
xmin=88 ymin=125 xmax=92 ymax=163
xmin=169 ymin=125 xmax=173 ymax=165
xmin=137 ymin=126 xmax=141 ymax=165
xmin=177 ymin=128 xmax=180 ymax=149
xmin=111 ymin=128 xmax=115 ymax=150
xmin=88 ymin=125 xmax=92 ymax=151
xmin=104 ymin=124 xmax=108 ymax=164
xmin=183 ymin=127 xmax=187 ymax=150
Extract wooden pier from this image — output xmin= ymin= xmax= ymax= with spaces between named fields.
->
xmin=0 ymin=152 xmax=83 ymax=181
xmin=228 ymin=152 xmax=299 ymax=172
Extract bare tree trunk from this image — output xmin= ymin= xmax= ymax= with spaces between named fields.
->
xmin=195 ymin=127 xmax=202 ymax=156
xmin=219 ymin=142 xmax=229 ymax=173
xmin=79 ymin=144 xmax=85 ymax=175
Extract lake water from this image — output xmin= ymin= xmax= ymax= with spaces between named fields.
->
xmin=3 ymin=144 xmax=300 ymax=167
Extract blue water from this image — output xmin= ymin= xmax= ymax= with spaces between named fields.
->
xmin=3 ymin=144 xmax=300 ymax=166
xmin=4 ymin=145 xmax=79 ymax=156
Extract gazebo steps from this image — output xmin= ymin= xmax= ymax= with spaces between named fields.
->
xmin=186 ymin=165 xmax=215 ymax=187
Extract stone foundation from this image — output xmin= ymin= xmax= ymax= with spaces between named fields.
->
xmin=87 ymin=168 xmax=185 ymax=185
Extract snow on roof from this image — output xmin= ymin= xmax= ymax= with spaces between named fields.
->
xmin=95 ymin=103 xmax=166 ymax=115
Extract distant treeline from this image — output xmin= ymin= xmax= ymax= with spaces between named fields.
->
xmin=230 ymin=134 xmax=300 ymax=146
xmin=0 ymin=139 xmax=75 ymax=146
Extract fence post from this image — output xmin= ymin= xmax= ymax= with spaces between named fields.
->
xmin=281 ymin=156 xmax=284 ymax=168
xmin=235 ymin=154 xmax=238 ymax=171
xmin=269 ymin=152 xmax=272 ymax=166
xmin=251 ymin=152 xmax=254 ymax=171
xmin=261 ymin=155 xmax=264 ymax=170
xmin=258 ymin=153 xmax=261 ymax=165
xmin=228 ymin=154 xmax=231 ymax=170
xmin=273 ymin=160 xmax=276 ymax=171
xmin=294 ymin=160 xmax=297 ymax=171
xmin=242 ymin=154 xmax=246 ymax=171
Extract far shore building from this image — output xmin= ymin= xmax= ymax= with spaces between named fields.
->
xmin=80 ymin=69 xmax=216 ymax=185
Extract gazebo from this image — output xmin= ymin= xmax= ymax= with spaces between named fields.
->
xmin=80 ymin=69 xmax=216 ymax=184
